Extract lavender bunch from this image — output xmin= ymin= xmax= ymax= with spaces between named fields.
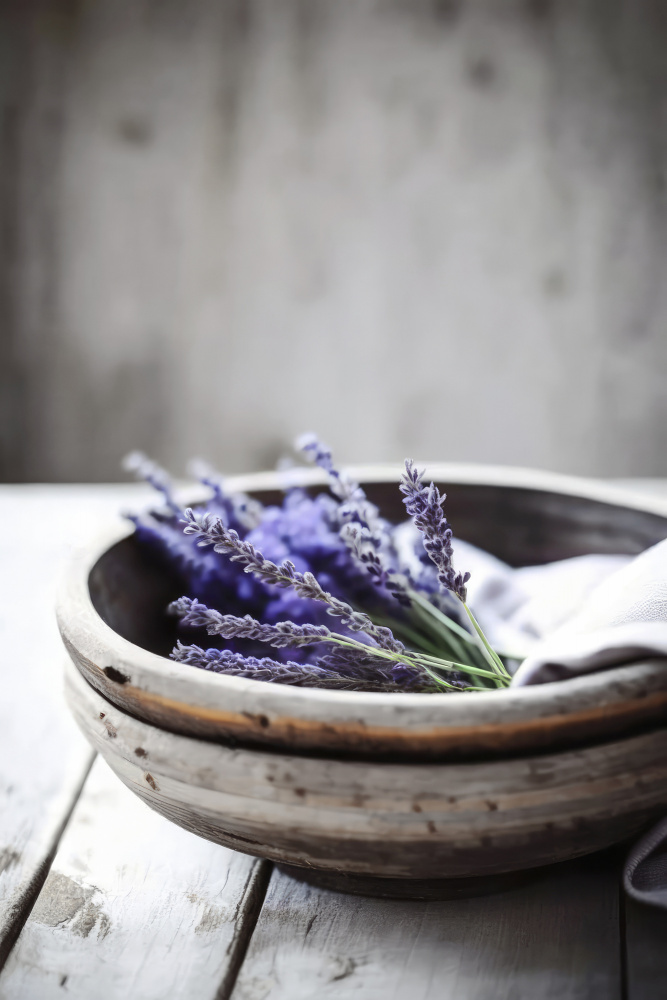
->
xmin=181 ymin=508 xmax=405 ymax=653
xmin=169 ymin=594 xmax=501 ymax=693
xmin=297 ymin=437 xmax=485 ymax=668
xmin=125 ymin=438 xmax=511 ymax=692
xmin=124 ymin=450 xmax=362 ymax=664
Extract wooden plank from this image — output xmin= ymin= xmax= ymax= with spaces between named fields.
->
xmin=232 ymin=856 xmax=621 ymax=1000
xmin=0 ymin=756 xmax=271 ymax=1000
xmin=624 ymin=897 xmax=667 ymax=1000
xmin=0 ymin=485 xmax=150 ymax=967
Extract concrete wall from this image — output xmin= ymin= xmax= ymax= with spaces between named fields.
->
xmin=2 ymin=0 xmax=667 ymax=481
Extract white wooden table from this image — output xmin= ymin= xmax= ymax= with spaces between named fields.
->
xmin=1 ymin=483 xmax=666 ymax=1000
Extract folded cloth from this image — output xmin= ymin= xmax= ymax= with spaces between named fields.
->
xmin=458 ymin=539 xmax=634 ymax=664
xmin=511 ymin=538 xmax=667 ymax=685
xmin=461 ymin=536 xmax=667 ymax=909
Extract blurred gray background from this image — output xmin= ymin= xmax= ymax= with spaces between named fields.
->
xmin=1 ymin=0 xmax=667 ymax=483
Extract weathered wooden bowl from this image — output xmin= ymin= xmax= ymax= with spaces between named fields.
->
xmin=64 ymin=655 xmax=667 ymax=892
xmin=58 ymin=465 xmax=667 ymax=890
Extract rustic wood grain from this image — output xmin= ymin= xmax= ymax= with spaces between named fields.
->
xmin=0 ymin=486 xmax=148 ymax=968
xmin=0 ymin=757 xmax=271 ymax=1000
xmin=2 ymin=1 xmax=667 ymax=482
xmin=231 ymin=857 xmax=621 ymax=1000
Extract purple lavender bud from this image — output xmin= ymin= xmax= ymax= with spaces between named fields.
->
xmin=400 ymin=460 xmax=471 ymax=602
xmin=168 ymin=596 xmax=332 ymax=648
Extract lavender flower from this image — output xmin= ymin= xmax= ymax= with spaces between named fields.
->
xmin=172 ymin=642 xmax=439 ymax=692
xmin=400 ymin=460 xmax=471 ymax=602
xmin=297 ymin=434 xmax=366 ymax=507
xmin=123 ymin=451 xmax=181 ymax=515
xmin=297 ymin=434 xmax=384 ymax=542
xmin=181 ymin=509 xmax=404 ymax=652
xmin=339 ymin=522 xmax=387 ymax=585
xmin=171 ymin=642 xmax=354 ymax=686
xmin=339 ymin=521 xmax=412 ymax=606
xmin=299 ymin=434 xmax=411 ymax=606
xmin=188 ymin=458 xmax=263 ymax=531
xmin=169 ymin=596 xmax=332 ymax=648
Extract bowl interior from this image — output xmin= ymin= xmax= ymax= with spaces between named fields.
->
xmin=89 ymin=479 xmax=667 ymax=658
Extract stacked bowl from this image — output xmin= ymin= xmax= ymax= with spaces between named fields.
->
xmin=58 ymin=466 xmax=667 ymax=898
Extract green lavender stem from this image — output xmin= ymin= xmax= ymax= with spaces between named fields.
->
xmin=325 ymin=633 xmax=509 ymax=690
xmin=460 ymin=601 xmax=511 ymax=684
xmin=407 ymin=587 xmax=479 ymax=646
xmin=406 ymin=588 xmax=497 ymax=673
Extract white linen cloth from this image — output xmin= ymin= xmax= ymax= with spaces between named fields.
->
xmin=462 ymin=537 xmax=667 ymax=908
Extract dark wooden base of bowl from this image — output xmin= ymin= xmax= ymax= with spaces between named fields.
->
xmin=276 ymin=863 xmax=535 ymax=900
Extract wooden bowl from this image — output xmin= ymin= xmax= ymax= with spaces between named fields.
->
xmin=57 ymin=464 xmax=667 ymax=890
xmin=58 ymin=464 xmax=667 ymax=761
xmin=65 ymin=655 xmax=667 ymax=887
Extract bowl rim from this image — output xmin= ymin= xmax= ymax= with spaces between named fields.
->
xmin=56 ymin=462 xmax=667 ymax=754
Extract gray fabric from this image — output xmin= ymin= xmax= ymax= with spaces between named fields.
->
xmin=460 ymin=536 xmax=667 ymax=908
xmin=512 ymin=538 xmax=667 ymax=686
xmin=624 ymin=818 xmax=667 ymax=909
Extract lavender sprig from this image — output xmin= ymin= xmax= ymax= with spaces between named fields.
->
xmin=339 ymin=522 xmax=388 ymax=587
xmin=400 ymin=460 xmax=471 ymax=602
xmin=299 ymin=434 xmax=411 ymax=606
xmin=123 ymin=451 xmax=181 ymax=515
xmin=188 ymin=458 xmax=263 ymax=530
xmin=297 ymin=433 xmax=367 ymax=507
xmin=297 ymin=434 xmax=386 ymax=545
xmin=169 ymin=596 xmax=331 ymax=648
xmin=400 ymin=460 xmax=510 ymax=682
xmin=171 ymin=642 xmax=439 ymax=692
xmin=181 ymin=508 xmax=405 ymax=653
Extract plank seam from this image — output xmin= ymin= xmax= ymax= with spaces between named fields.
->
xmin=0 ymin=750 xmax=96 ymax=975
xmin=217 ymin=859 xmax=273 ymax=1000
